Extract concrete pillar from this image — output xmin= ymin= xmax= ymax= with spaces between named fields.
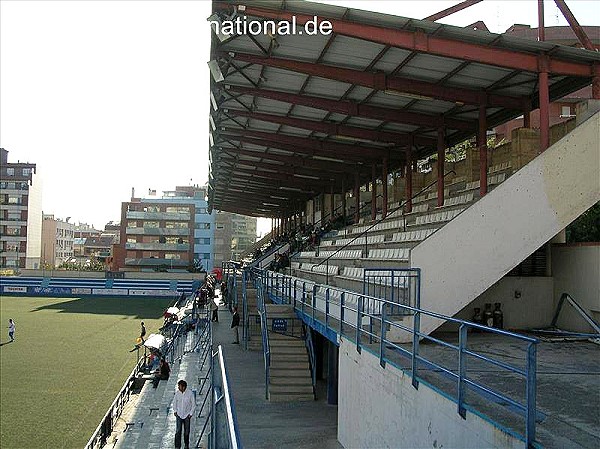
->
xmin=405 ymin=143 xmax=413 ymax=213
xmin=327 ymin=341 xmax=338 ymax=405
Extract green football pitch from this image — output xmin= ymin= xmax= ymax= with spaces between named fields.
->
xmin=0 ymin=295 xmax=173 ymax=449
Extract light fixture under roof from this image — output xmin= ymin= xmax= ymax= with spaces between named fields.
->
xmin=210 ymin=92 xmax=219 ymax=111
xmin=384 ymin=90 xmax=433 ymax=101
xmin=208 ymin=60 xmax=224 ymax=83
xmin=312 ymin=155 xmax=344 ymax=163
xmin=207 ymin=12 xmax=237 ymax=43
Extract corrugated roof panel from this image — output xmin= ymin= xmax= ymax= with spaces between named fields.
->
xmin=271 ymin=32 xmax=331 ymax=61
xmin=321 ymin=36 xmax=387 ymax=70
xmin=278 ymin=126 xmax=313 ymax=137
xmin=248 ymin=120 xmax=280 ymax=132
xmin=303 ymin=77 xmax=353 ymax=98
xmin=259 ymin=67 xmax=309 ymax=91
xmin=409 ymin=100 xmax=458 ymax=115
xmin=287 ymin=105 xmax=330 ymax=119
xmin=381 ymin=123 xmax=420 ymax=133
xmin=345 ymin=86 xmax=375 ymax=102
xmin=445 ymin=64 xmax=515 ymax=89
xmin=366 ymin=92 xmax=415 ymax=108
xmin=372 ymin=47 xmax=414 ymax=73
xmin=253 ymin=97 xmax=291 ymax=115
xmin=401 ymin=54 xmax=466 ymax=77
xmin=342 ymin=116 xmax=384 ymax=128
xmin=327 ymin=113 xmax=349 ymax=122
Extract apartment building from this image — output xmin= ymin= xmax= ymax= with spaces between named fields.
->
xmin=41 ymin=214 xmax=75 ymax=268
xmin=213 ymin=211 xmax=257 ymax=267
xmin=113 ymin=185 xmax=215 ymax=272
xmin=0 ymin=148 xmax=42 ymax=269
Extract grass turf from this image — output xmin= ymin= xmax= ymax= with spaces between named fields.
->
xmin=0 ymin=295 xmax=173 ymax=449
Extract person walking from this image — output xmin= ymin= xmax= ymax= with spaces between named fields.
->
xmin=8 ymin=319 xmax=15 ymax=342
xmin=231 ymin=307 xmax=240 ymax=344
xmin=140 ymin=321 xmax=146 ymax=343
xmin=173 ymin=379 xmax=195 ymax=449
xmin=210 ymin=299 xmax=219 ymax=322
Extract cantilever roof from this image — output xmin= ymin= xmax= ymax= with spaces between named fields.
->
xmin=207 ymin=0 xmax=599 ymax=217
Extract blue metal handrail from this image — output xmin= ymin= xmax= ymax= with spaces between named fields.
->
xmin=261 ymin=269 xmax=539 ymax=448
xmin=254 ymin=272 xmax=271 ymax=400
xmin=216 ymin=345 xmax=243 ymax=449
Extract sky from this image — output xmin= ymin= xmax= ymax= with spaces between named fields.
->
xmin=1 ymin=0 xmax=598 ymax=233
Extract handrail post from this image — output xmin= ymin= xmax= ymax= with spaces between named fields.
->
xmin=379 ymin=300 xmax=387 ymax=368
xmin=326 ymin=259 xmax=329 ymax=285
xmin=302 ymin=282 xmax=306 ymax=316
xmin=312 ymin=284 xmax=317 ymax=323
xmin=411 ymin=305 xmax=420 ymax=390
xmin=457 ymin=324 xmax=467 ymax=419
xmin=526 ymin=342 xmax=537 ymax=447
xmin=325 ymin=288 xmax=330 ymax=328
xmin=356 ymin=295 xmax=363 ymax=353
xmin=340 ymin=292 xmax=345 ymax=336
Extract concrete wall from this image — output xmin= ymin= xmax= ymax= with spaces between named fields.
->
xmin=337 ymin=338 xmax=522 ymax=449
xmin=411 ymin=112 xmax=600 ymax=335
xmin=439 ymin=277 xmax=555 ymax=331
xmin=551 ymin=244 xmax=600 ymax=331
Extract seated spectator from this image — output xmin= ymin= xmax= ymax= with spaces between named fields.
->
xmin=152 ymin=358 xmax=171 ymax=388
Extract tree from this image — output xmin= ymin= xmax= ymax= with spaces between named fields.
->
xmin=566 ymin=203 xmax=600 ymax=243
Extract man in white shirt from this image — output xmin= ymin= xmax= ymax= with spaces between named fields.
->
xmin=173 ymin=379 xmax=195 ymax=449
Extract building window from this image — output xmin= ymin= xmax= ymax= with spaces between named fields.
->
xmin=196 ymin=223 xmax=211 ymax=230
xmin=195 ymin=237 xmax=210 ymax=245
xmin=216 ymin=223 xmax=224 ymax=229
xmin=22 ymin=168 xmax=31 ymax=176
xmin=198 ymin=207 xmax=208 ymax=214
xmin=6 ymin=168 xmax=14 ymax=176
xmin=203 ymin=253 xmax=211 ymax=259
xmin=560 ymin=105 xmax=574 ymax=118
xmin=143 ymin=221 xmax=159 ymax=228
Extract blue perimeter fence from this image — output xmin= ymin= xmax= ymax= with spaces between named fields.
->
xmin=253 ymin=268 xmax=539 ymax=448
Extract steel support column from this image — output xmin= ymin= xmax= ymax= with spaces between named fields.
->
xmin=382 ymin=157 xmax=388 ymax=219
xmin=538 ymin=0 xmax=545 ymax=42
xmin=539 ymin=58 xmax=550 ymax=152
xmin=523 ymin=104 xmax=532 ymax=128
xmin=437 ymin=128 xmax=446 ymax=207
xmin=330 ymin=185 xmax=335 ymax=223
xmin=341 ymin=178 xmax=347 ymax=224
xmin=312 ymin=198 xmax=316 ymax=226
xmin=354 ymin=172 xmax=360 ymax=224
xmin=593 ymin=65 xmax=600 ymax=100
xmin=371 ymin=164 xmax=377 ymax=221
xmin=406 ymin=139 xmax=413 ymax=213
xmin=479 ymin=103 xmax=488 ymax=197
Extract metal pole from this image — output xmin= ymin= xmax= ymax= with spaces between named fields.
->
xmin=457 ymin=324 xmax=467 ymax=418
xmin=437 ymin=127 xmax=445 ymax=207
xmin=478 ymin=101 xmax=488 ymax=197
xmin=526 ymin=343 xmax=537 ymax=447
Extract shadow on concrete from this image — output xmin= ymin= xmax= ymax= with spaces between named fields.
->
xmin=30 ymin=296 xmax=173 ymax=319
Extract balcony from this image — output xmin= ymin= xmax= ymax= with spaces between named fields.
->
xmin=124 ymin=242 xmax=189 ymax=251
xmin=126 ymin=227 xmax=189 ymax=236
xmin=0 ymin=220 xmax=26 ymax=226
xmin=125 ymin=211 xmax=190 ymax=221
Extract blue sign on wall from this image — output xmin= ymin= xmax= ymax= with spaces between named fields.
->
xmin=272 ymin=318 xmax=288 ymax=333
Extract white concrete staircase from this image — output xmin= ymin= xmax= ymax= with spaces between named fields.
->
xmin=265 ymin=304 xmax=314 ymax=402
xmin=411 ymin=110 xmax=600 ymax=336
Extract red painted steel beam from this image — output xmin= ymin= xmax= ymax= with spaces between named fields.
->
xmin=226 ymin=52 xmax=528 ymax=110
xmin=217 ymin=4 xmax=594 ymax=76
xmin=225 ymin=108 xmax=440 ymax=146
xmin=224 ymin=85 xmax=475 ymax=132
xmin=437 ymin=128 xmax=445 ymax=207
xmin=554 ymin=0 xmax=595 ymax=51
xmin=218 ymin=127 xmax=392 ymax=159
xmin=424 ymin=0 xmax=482 ymax=22
xmin=217 ymin=165 xmax=344 ymax=189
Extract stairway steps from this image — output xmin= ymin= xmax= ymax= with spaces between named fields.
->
xmin=270 ymin=376 xmax=312 ymax=386
xmin=270 ymin=353 xmax=307 ymax=362
xmin=270 ymin=360 xmax=309 ymax=370
xmin=270 ymin=368 xmax=311 ymax=377
xmin=269 ymin=383 xmax=314 ymax=394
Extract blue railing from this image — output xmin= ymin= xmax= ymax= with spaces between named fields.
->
xmin=254 ymin=272 xmax=271 ymax=400
xmin=261 ymin=269 xmax=539 ymax=448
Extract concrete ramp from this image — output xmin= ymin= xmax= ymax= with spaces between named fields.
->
xmin=411 ymin=111 xmax=600 ymax=336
